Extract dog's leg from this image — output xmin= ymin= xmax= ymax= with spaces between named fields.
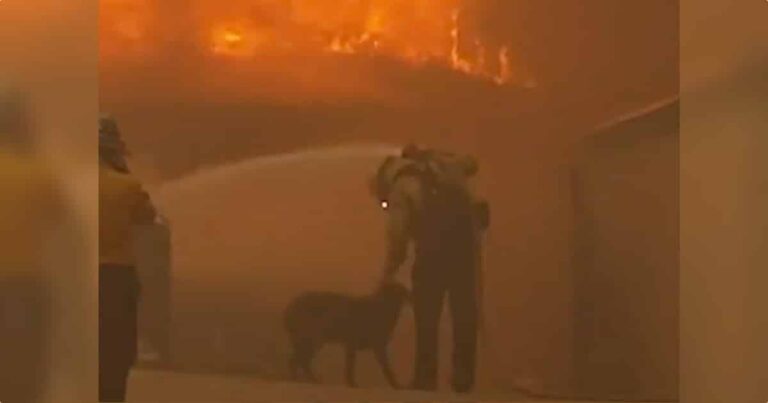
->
xmin=302 ymin=343 xmax=320 ymax=383
xmin=293 ymin=340 xmax=320 ymax=383
xmin=374 ymin=346 xmax=400 ymax=389
xmin=289 ymin=347 xmax=300 ymax=381
xmin=344 ymin=345 xmax=358 ymax=388
xmin=288 ymin=336 xmax=305 ymax=381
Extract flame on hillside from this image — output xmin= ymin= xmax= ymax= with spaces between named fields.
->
xmin=101 ymin=0 xmax=520 ymax=86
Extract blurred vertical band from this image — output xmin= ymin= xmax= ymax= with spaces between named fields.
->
xmin=680 ymin=1 xmax=768 ymax=402
xmin=0 ymin=0 xmax=98 ymax=402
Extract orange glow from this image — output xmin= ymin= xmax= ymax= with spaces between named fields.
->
xmin=222 ymin=31 xmax=243 ymax=44
xmin=495 ymin=47 xmax=512 ymax=85
xmin=211 ymin=27 xmax=250 ymax=56
xmin=101 ymin=0 xmax=521 ymax=86
xmin=100 ymin=0 xmax=154 ymax=57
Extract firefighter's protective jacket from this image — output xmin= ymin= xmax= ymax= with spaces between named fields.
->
xmin=380 ymin=152 xmax=488 ymax=277
xmin=99 ymin=162 xmax=156 ymax=266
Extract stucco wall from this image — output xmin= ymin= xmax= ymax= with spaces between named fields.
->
xmin=571 ymin=101 xmax=679 ymax=400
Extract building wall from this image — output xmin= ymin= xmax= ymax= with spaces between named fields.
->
xmin=571 ymin=101 xmax=679 ymax=400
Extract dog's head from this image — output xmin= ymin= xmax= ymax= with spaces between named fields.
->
xmin=376 ymin=282 xmax=411 ymax=306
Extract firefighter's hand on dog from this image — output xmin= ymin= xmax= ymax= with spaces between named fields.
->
xmin=378 ymin=271 xmax=398 ymax=291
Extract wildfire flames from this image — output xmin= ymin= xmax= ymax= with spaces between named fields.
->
xmin=101 ymin=0 xmax=518 ymax=86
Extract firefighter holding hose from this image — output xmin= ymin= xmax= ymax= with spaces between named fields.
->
xmin=99 ymin=115 xmax=157 ymax=401
xmin=372 ymin=144 xmax=489 ymax=393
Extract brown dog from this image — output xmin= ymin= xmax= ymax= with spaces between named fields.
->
xmin=284 ymin=282 xmax=410 ymax=388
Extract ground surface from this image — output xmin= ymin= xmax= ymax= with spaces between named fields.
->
xmin=127 ymin=369 xmax=669 ymax=403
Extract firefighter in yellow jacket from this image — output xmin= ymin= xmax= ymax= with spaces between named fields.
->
xmin=99 ymin=115 xmax=156 ymax=401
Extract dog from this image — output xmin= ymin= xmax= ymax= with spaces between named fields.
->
xmin=284 ymin=282 xmax=410 ymax=388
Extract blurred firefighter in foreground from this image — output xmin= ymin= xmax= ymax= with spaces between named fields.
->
xmin=99 ymin=115 xmax=157 ymax=401
xmin=0 ymin=84 xmax=61 ymax=402
xmin=372 ymin=144 xmax=489 ymax=393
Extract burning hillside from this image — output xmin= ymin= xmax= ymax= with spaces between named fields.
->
xmin=100 ymin=0 xmax=522 ymax=87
